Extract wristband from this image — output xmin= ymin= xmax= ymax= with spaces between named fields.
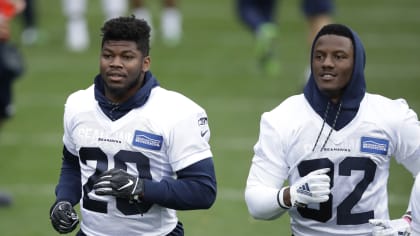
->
xmin=277 ymin=187 xmax=290 ymax=209
xmin=403 ymin=212 xmax=412 ymax=224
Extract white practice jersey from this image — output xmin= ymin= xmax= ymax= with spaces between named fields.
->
xmin=246 ymin=93 xmax=420 ymax=236
xmin=410 ymin=173 xmax=420 ymax=235
xmin=63 ymin=85 xmax=212 ymax=236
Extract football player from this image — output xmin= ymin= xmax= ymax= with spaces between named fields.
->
xmin=49 ymin=16 xmax=216 ymax=235
xmin=245 ymin=23 xmax=420 ymax=235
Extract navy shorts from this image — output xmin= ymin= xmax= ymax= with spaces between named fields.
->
xmin=302 ymin=0 xmax=334 ymax=17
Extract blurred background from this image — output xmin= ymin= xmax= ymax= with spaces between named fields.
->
xmin=0 ymin=0 xmax=419 ymax=235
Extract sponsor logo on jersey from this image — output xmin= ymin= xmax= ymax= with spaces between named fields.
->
xmin=360 ymin=137 xmax=389 ymax=155
xmin=132 ymin=130 xmax=163 ymax=150
xmin=198 ymin=117 xmax=208 ymax=126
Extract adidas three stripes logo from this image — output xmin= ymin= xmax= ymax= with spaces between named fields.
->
xmin=296 ymin=183 xmax=312 ymax=196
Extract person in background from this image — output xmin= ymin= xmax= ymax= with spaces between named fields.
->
xmin=236 ymin=0 xmax=334 ymax=78
xmin=0 ymin=0 xmax=26 ymax=207
xmin=245 ymin=23 xmax=419 ymax=235
xmin=49 ymin=16 xmax=216 ymax=235
xmin=62 ymin=0 xmax=128 ymax=52
xmin=20 ymin=0 xmax=38 ymax=45
xmin=132 ymin=0 xmax=182 ymax=47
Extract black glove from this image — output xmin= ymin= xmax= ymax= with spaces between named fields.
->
xmin=50 ymin=201 xmax=79 ymax=234
xmin=93 ymin=168 xmax=144 ymax=202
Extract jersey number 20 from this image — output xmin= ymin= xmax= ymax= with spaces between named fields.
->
xmin=79 ymin=147 xmax=153 ymax=215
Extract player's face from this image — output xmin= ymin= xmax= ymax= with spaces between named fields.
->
xmin=312 ymin=35 xmax=354 ymax=103
xmin=100 ymin=40 xmax=150 ymax=103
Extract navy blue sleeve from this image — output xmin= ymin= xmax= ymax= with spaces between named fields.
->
xmin=54 ymin=146 xmax=82 ymax=206
xmin=142 ymin=158 xmax=217 ymax=210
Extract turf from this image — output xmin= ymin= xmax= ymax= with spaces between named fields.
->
xmin=0 ymin=0 xmax=419 ymax=235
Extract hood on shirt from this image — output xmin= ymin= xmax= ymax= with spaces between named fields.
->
xmin=303 ymin=23 xmax=366 ymax=130
xmin=94 ymin=71 xmax=159 ymax=121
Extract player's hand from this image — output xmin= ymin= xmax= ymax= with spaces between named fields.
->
xmin=50 ymin=201 xmax=79 ymax=234
xmin=289 ymin=168 xmax=331 ymax=208
xmin=369 ymin=218 xmax=411 ymax=236
xmin=93 ymin=168 xmax=144 ymax=201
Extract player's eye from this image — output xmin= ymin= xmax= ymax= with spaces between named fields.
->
xmin=314 ymin=54 xmax=324 ymax=61
xmin=102 ymin=54 xmax=113 ymax=59
xmin=334 ymin=54 xmax=347 ymax=60
xmin=123 ymin=55 xmax=134 ymax=60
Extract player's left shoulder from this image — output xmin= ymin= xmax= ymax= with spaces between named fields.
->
xmin=364 ymin=93 xmax=418 ymax=124
xmin=150 ymin=87 xmax=206 ymax=113
xmin=65 ymin=85 xmax=96 ymax=115
xmin=365 ymin=93 xmax=412 ymax=112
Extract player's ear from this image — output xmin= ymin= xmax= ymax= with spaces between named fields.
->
xmin=141 ymin=56 xmax=151 ymax=72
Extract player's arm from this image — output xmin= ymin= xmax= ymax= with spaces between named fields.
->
xmin=245 ymin=112 xmax=291 ymax=220
xmin=93 ymin=158 xmax=216 ymax=210
xmin=138 ymin=110 xmax=216 ymax=210
xmin=49 ymin=146 xmax=81 ymax=234
xmin=245 ymin=179 xmax=288 ymax=220
xmin=245 ymin=111 xmax=331 ymax=219
xmin=142 ymin=157 xmax=216 ymax=210
xmin=245 ymin=165 xmax=331 ymax=220
xmin=369 ymin=212 xmax=412 ymax=236
xmin=54 ymin=146 xmax=82 ymax=204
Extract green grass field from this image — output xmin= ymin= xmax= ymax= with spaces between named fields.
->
xmin=0 ymin=0 xmax=419 ymax=235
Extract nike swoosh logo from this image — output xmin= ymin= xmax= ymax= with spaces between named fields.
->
xmin=201 ymin=130 xmax=208 ymax=137
xmin=118 ymin=179 xmax=133 ymax=191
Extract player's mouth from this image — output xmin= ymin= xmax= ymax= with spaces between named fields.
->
xmin=107 ymin=72 xmax=126 ymax=82
xmin=319 ymin=72 xmax=337 ymax=80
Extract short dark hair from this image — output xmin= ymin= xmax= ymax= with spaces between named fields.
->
xmin=316 ymin=23 xmax=355 ymax=47
xmin=100 ymin=15 xmax=151 ymax=56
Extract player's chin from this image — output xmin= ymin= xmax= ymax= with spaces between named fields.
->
xmin=319 ymin=87 xmax=341 ymax=98
xmin=104 ymin=76 xmax=125 ymax=86
xmin=106 ymin=85 xmax=127 ymax=98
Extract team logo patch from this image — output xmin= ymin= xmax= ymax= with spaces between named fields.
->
xmin=132 ymin=130 xmax=163 ymax=150
xmin=360 ymin=137 xmax=389 ymax=155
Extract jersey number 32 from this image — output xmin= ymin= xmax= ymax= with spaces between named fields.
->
xmin=298 ymin=157 xmax=377 ymax=225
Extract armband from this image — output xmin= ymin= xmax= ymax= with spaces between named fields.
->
xmin=277 ymin=187 xmax=290 ymax=209
xmin=403 ymin=211 xmax=412 ymax=224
